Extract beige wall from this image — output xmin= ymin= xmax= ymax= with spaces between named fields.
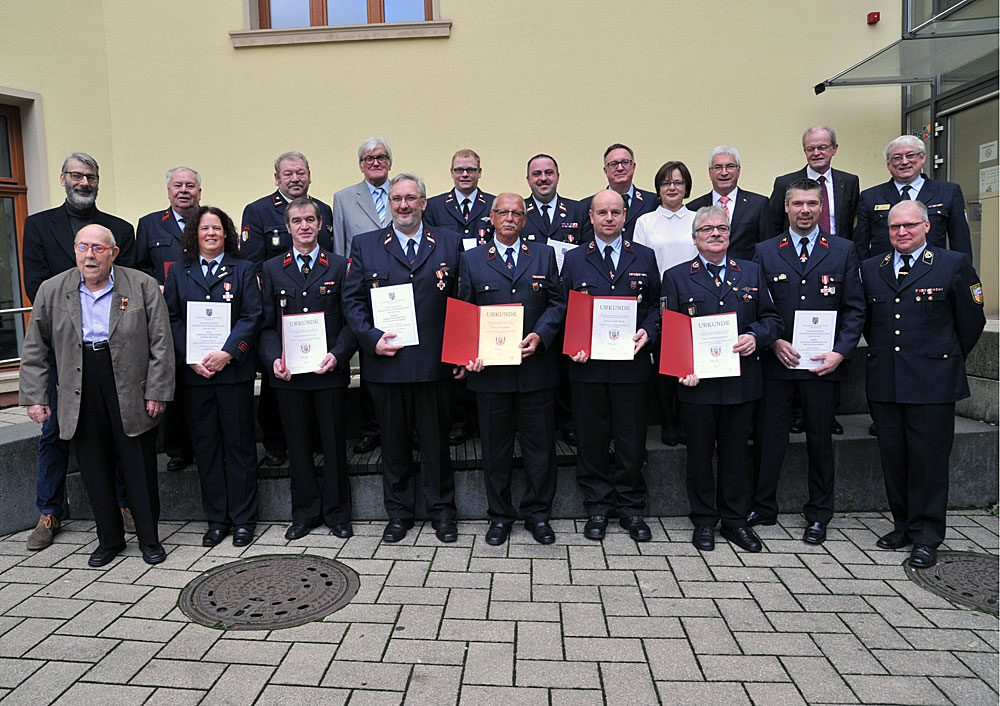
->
xmin=3 ymin=0 xmax=903 ymax=225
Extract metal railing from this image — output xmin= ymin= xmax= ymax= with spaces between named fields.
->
xmin=0 ymin=306 xmax=31 ymax=366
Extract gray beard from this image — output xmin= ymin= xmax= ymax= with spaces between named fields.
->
xmin=65 ymin=188 xmax=97 ymax=210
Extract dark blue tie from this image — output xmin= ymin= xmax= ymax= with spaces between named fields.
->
xmin=406 ymin=238 xmax=417 ymax=264
xmin=504 ymin=248 xmax=515 ymax=270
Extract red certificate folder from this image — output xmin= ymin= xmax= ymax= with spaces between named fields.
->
xmin=659 ymin=309 xmax=695 ymax=377
xmin=441 ymin=298 xmax=522 ymax=365
xmin=562 ymin=290 xmax=636 ymax=356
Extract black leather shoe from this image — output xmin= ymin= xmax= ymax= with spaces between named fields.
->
xmin=433 ymin=519 xmax=458 ymax=543
xmin=285 ymin=519 xmax=322 ymax=541
xmin=88 ymin=544 xmax=125 ymax=567
xmin=560 ymin=428 xmax=577 ymax=446
xmin=485 ymin=521 xmax=510 ymax=545
xmin=166 ymin=456 xmax=191 ymax=471
xmin=262 ymin=450 xmax=287 ymax=467
xmin=382 ymin=518 xmax=414 ymax=543
xmin=354 ymin=435 xmax=380 ymax=454
xmin=141 ymin=543 xmax=166 ymax=565
xmin=583 ymin=515 xmax=608 ymax=540
xmin=790 ymin=417 xmax=805 ymax=434
xmin=330 ymin=523 xmax=353 ymax=538
xmin=876 ymin=529 xmax=911 ymax=550
xmin=909 ymin=544 xmax=937 ymax=569
xmin=831 ymin=417 xmax=844 ymax=435
xmin=202 ymin=528 xmax=228 ymax=547
xmin=721 ymin=526 xmax=763 ymax=552
xmin=232 ymin=527 xmax=254 ymax=547
xmin=620 ymin=515 xmax=652 ymax=542
xmin=868 ymin=422 xmax=878 ymax=437
xmin=661 ymin=434 xmax=679 ymax=447
xmin=447 ymin=427 xmax=468 ymax=445
xmin=527 ymin=521 xmax=556 ymax=545
xmin=692 ymin=526 xmax=715 ymax=551
xmin=746 ymin=510 xmax=777 ymax=527
xmin=803 ymin=522 xmax=827 ymax=545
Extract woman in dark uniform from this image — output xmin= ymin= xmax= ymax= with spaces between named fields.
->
xmin=164 ymin=206 xmax=262 ymax=548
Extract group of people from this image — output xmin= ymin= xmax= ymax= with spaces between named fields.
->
xmin=18 ymin=126 xmax=985 ymax=572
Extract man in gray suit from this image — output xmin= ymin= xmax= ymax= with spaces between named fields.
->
xmin=331 ymin=136 xmax=393 ymax=257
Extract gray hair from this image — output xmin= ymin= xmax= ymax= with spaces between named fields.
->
xmin=61 ymin=152 xmax=99 ymax=176
xmin=708 ymin=145 xmax=740 ymax=168
xmin=388 ymin=173 xmax=426 ymax=199
xmin=692 ymin=205 xmax=729 ymax=236
xmin=889 ymin=199 xmax=928 ymax=222
xmin=489 ymin=193 xmax=525 ymax=212
xmin=274 ymin=151 xmax=310 ymax=172
xmin=358 ymin=137 xmax=393 ymax=166
xmin=74 ymin=223 xmax=116 ymax=247
xmin=884 ymin=135 xmax=925 ymax=161
xmin=166 ymin=166 xmax=201 ymax=187
xmin=802 ymin=125 xmax=837 ymax=147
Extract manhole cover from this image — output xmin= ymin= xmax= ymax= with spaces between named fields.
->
xmin=179 ymin=555 xmax=360 ymax=630
xmin=906 ymin=551 xmax=999 ymax=614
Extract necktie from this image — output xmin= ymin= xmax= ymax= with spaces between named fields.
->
xmin=374 ymin=188 xmax=386 ymax=226
xmin=406 ymin=238 xmax=417 ymax=264
xmin=898 ymin=254 xmax=912 ymax=285
xmin=817 ymin=175 xmax=831 ymax=233
xmin=461 ymin=199 xmax=471 ymax=219
xmin=799 ymin=237 xmax=810 ymax=265
xmin=541 ymin=204 xmax=551 ymax=228
xmin=719 ymin=196 xmax=730 ymax=219
xmin=299 ymin=254 xmax=311 ymax=279
xmin=603 ymin=245 xmax=616 ymax=278
xmin=900 ymin=185 xmax=912 ymax=200
xmin=622 ymin=193 xmax=631 ymax=212
xmin=707 ymin=262 xmax=723 ymax=287
xmin=504 ymin=247 xmax=515 ymax=270
xmin=202 ymin=258 xmax=216 ymax=279
xmin=178 ymin=217 xmax=185 ymax=232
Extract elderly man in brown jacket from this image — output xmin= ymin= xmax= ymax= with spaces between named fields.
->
xmin=20 ymin=224 xmax=174 ymax=567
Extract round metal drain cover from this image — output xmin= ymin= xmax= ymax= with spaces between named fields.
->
xmin=906 ymin=551 xmax=999 ymax=614
xmin=179 ymin=554 xmax=360 ymax=630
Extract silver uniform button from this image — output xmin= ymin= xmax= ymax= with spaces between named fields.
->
xmin=206 ymin=295 xmax=210 ymax=300
xmin=303 ymin=308 xmax=308 ymax=312
xmin=801 ymin=279 xmax=806 ymax=285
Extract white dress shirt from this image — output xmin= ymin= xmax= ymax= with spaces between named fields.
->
xmin=632 ymin=206 xmax=699 ymax=277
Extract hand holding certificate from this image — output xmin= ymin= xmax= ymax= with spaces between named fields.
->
xmin=441 ymin=298 xmax=524 ymax=366
xmin=281 ymin=312 xmax=328 ymax=374
xmin=371 ymin=283 xmax=419 ymax=347
xmin=659 ymin=310 xmax=740 ymax=379
xmin=186 ymin=301 xmax=231 ymax=364
xmin=562 ymin=290 xmax=638 ymax=361
xmin=790 ymin=310 xmax=837 ymax=370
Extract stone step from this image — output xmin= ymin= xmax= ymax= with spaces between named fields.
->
xmin=62 ymin=414 xmax=999 ymax=523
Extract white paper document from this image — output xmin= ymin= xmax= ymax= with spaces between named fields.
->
xmin=462 ymin=237 xmax=479 ymax=253
xmin=185 ymin=301 xmax=231 ymax=364
xmin=478 ymin=305 xmax=524 ymax=366
xmin=548 ymin=240 xmax=577 ymax=274
xmin=691 ymin=312 xmax=740 ymax=378
xmin=590 ymin=298 xmax=637 ymax=360
xmin=791 ymin=310 xmax=837 ymax=369
xmin=282 ymin=312 xmax=328 ymax=374
xmin=371 ymin=283 xmax=419 ymax=347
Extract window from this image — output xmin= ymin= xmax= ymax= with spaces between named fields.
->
xmin=0 ymin=104 xmax=28 ymax=367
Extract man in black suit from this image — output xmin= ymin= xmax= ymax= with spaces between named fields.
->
xmin=521 ymin=154 xmax=584 ymax=244
xmin=750 ymin=179 xmax=865 ymax=544
xmin=862 ymin=200 xmax=984 ymax=568
xmin=579 ymin=143 xmax=657 ymax=242
xmin=20 ymin=152 xmax=136 ymax=551
xmin=854 ymin=135 xmax=973 ymax=262
xmin=686 ymin=146 xmax=773 ymax=260
xmin=768 ymin=126 xmax=860 ymax=240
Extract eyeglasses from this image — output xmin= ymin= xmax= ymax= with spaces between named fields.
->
xmin=74 ymin=242 xmax=111 ymax=254
xmin=661 ymin=180 xmax=686 ymax=188
xmin=451 ymin=166 xmax=479 ymax=175
xmin=605 ymin=159 xmax=634 ymax=169
xmin=709 ymin=163 xmax=739 ymax=172
xmin=889 ymin=151 xmax=923 ymax=163
xmin=888 ymin=222 xmax=925 ymax=232
xmin=492 ymin=209 xmax=525 ymax=218
xmin=64 ymin=171 xmax=99 ymax=184
xmin=389 ymin=195 xmax=422 ymax=204
xmin=695 ymin=224 xmax=730 ymax=234
xmin=804 ymin=144 xmax=832 ymax=153
xmin=362 ymin=154 xmax=390 ymax=165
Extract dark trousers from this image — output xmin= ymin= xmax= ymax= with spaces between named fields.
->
xmin=369 ymin=380 xmax=454 ymax=521
xmin=683 ymin=401 xmax=754 ymax=529
xmin=161 ymin=388 xmax=193 ymax=461
xmin=753 ymin=378 xmax=836 ymax=524
xmin=870 ymin=401 xmax=954 ymax=547
xmin=277 ymin=387 xmax=351 ymax=525
xmin=449 ymin=378 xmax=477 ymax=434
xmin=76 ymin=347 xmax=159 ymax=550
xmin=652 ymin=370 xmax=683 ymax=443
xmin=257 ymin=375 xmax=286 ymax=453
xmin=359 ymin=377 xmax=380 ymax=439
xmin=570 ymin=381 xmax=648 ymax=516
xmin=554 ymin=353 xmax=574 ymax=436
xmin=184 ymin=381 xmax=258 ymax=531
xmin=477 ymin=388 xmax=556 ymax=523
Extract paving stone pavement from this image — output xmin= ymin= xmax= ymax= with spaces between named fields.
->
xmin=0 ymin=510 xmax=996 ymax=705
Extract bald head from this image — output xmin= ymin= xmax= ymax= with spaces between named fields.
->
xmin=589 ymin=190 xmax=627 ymax=243
xmin=74 ymin=224 xmax=118 ymax=290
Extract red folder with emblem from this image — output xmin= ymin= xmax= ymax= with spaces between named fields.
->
xmin=442 ymin=298 xmax=523 ymax=366
xmin=658 ymin=309 xmax=695 ymax=377
xmin=562 ymin=290 xmax=594 ymax=356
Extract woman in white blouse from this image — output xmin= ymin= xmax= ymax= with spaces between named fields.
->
xmin=633 ymin=161 xmax=697 ymax=447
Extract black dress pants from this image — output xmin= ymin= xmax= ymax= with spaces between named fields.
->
xmin=257 ymin=375 xmax=286 ymax=453
xmin=683 ymin=401 xmax=754 ymax=529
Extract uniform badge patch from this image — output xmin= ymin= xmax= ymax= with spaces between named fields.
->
xmin=971 ymin=282 xmax=984 ymax=304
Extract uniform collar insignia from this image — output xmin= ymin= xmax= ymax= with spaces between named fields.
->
xmin=426 ymin=232 xmax=436 ymax=244
xmin=521 ymin=242 xmax=529 ymax=254
xmin=819 ymin=234 xmax=829 ymax=247
xmin=880 ymin=252 xmax=892 ymax=267
xmin=586 ymin=241 xmax=597 ymax=253
xmin=623 ymin=240 xmax=633 ymax=252
xmin=634 ymin=190 xmax=644 ymax=201
xmin=161 ymin=210 xmax=170 ymax=222
xmin=383 ymin=232 xmax=392 ymax=245
xmin=728 ymin=259 xmax=741 ymax=271
xmin=525 ymin=201 xmax=535 ymax=212
xmin=689 ymin=258 xmax=700 ymax=273
xmin=445 ymin=193 xmax=454 ymax=203
xmin=558 ymin=200 xmax=568 ymax=212
xmin=283 ymin=252 xmax=293 ymax=266
xmin=923 ymin=249 xmax=934 ymax=263
xmin=272 ymin=193 xmax=284 ymax=208
xmin=488 ymin=246 xmax=497 ymax=259
xmin=477 ymin=193 xmax=486 ymax=203
xmin=778 ymin=235 xmax=789 ymax=248
xmin=318 ymin=251 xmax=329 ymax=266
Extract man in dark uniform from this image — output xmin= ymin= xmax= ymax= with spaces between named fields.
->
xmin=458 ymin=193 xmax=565 ymax=545
xmin=562 ymin=190 xmax=660 ymax=543
xmin=686 ymin=146 xmax=773 ymax=260
xmin=20 ymin=152 xmax=137 ymax=551
xmin=342 ymin=173 xmax=463 ymax=544
xmin=135 ymin=166 xmax=201 ymax=473
xmin=661 ymin=205 xmax=783 ymax=553
xmin=862 ymin=200 xmax=985 ymax=568
xmin=579 ymin=143 xmax=657 ymax=243
xmin=750 ymin=179 xmax=865 ymax=544
xmin=241 ymin=151 xmax=333 ymax=467
xmin=424 ymin=149 xmax=495 ymax=246
xmin=260 ymin=197 xmax=357 ymax=540
xmin=854 ymin=135 xmax=972 ymax=262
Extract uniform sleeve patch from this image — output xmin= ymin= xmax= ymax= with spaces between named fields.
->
xmin=971 ymin=282 xmax=984 ymax=304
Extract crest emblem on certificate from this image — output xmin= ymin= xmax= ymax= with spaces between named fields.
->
xmin=206 ymin=309 xmax=213 ymax=317
xmin=388 ymin=292 xmax=396 ymax=301
xmin=710 ymin=345 xmax=722 ymax=357
xmin=300 ymin=344 xmax=311 ymax=354
xmin=812 ymin=316 xmax=819 ymax=325
xmin=608 ymin=330 xmax=619 ymax=341
xmin=495 ymin=336 xmax=506 ymax=346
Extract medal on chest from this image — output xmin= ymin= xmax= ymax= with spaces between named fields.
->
xmin=436 ymin=268 xmax=446 ymax=290
xmin=820 ymin=275 xmax=836 ymax=297
xmin=222 ymin=281 xmax=234 ymax=301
